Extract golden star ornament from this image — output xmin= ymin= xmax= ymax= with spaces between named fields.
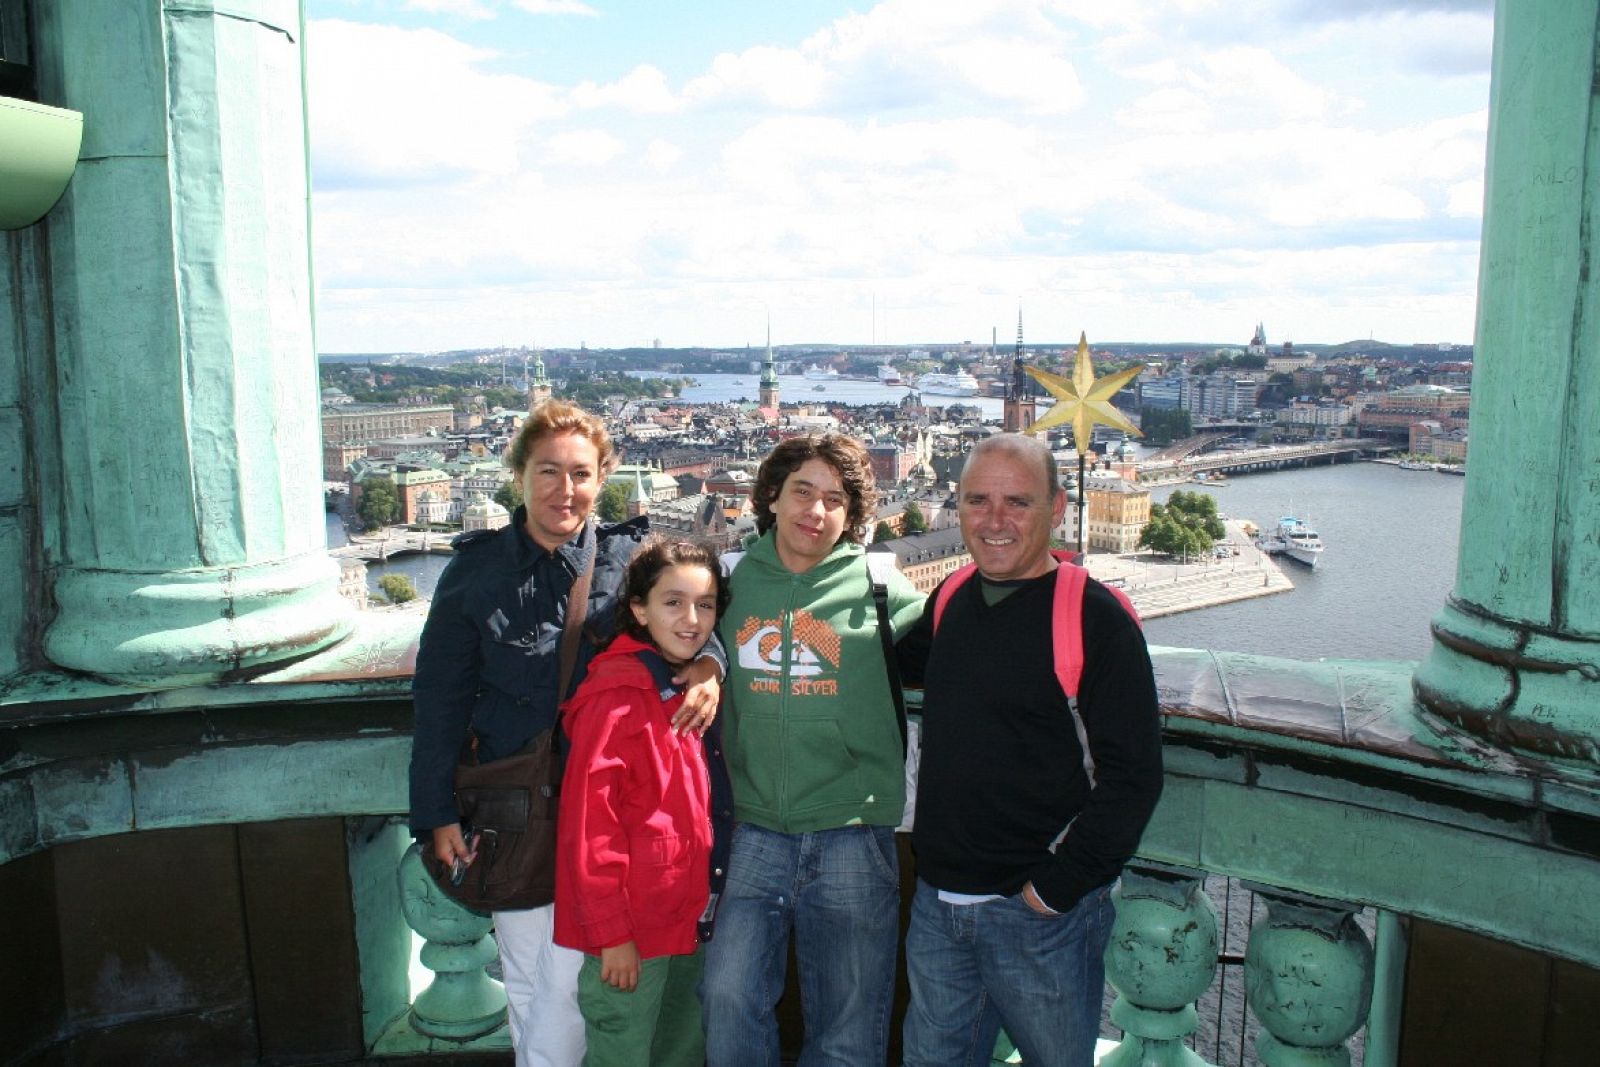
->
xmin=1023 ymin=332 xmax=1144 ymax=454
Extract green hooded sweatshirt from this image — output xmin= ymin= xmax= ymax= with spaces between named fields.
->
xmin=719 ymin=530 xmax=926 ymax=833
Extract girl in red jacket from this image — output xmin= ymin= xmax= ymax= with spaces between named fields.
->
xmin=554 ymin=538 xmax=728 ymax=1067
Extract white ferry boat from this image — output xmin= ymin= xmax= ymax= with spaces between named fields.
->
xmin=1258 ymin=516 xmax=1325 ymax=568
xmin=877 ymin=364 xmax=905 ymax=386
xmin=804 ymin=364 xmax=841 ymax=381
xmin=915 ymin=370 xmax=980 ymax=396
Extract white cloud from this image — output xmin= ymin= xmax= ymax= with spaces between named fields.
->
xmin=684 ymin=46 xmax=832 ymax=110
xmin=571 ymin=65 xmax=682 ymax=114
xmin=932 ymin=38 xmax=1084 ymax=114
xmin=308 ymin=0 xmax=1495 ymax=350
xmin=679 ymin=0 xmax=1087 ymax=115
xmin=1444 ymin=180 xmax=1484 ymax=218
xmin=306 ymin=19 xmax=565 ymax=188
xmin=544 ymin=129 xmax=627 ymax=166
xmin=644 ymin=139 xmax=683 ymax=171
xmin=1116 ymin=87 xmax=1213 ymax=133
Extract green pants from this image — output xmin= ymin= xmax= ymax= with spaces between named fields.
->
xmin=576 ymin=948 xmax=705 ymax=1067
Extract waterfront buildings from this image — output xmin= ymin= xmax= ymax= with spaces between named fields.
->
xmin=1139 ymin=374 xmax=1185 ymax=410
xmin=323 ymin=441 xmax=370 ymax=481
xmin=460 ymin=495 xmax=511 ymax=533
xmin=1138 ymin=371 xmax=1260 ymax=419
xmin=1279 ymin=399 xmax=1354 ymax=432
xmin=393 ymin=468 xmax=452 ymax=526
xmin=1084 ymin=476 xmax=1153 ymax=554
xmin=1355 ymin=384 xmax=1471 ymax=441
xmin=320 ymin=402 xmax=454 ymax=445
xmin=1409 ymin=420 xmax=1470 ymax=463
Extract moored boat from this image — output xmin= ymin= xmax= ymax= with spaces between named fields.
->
xmin=915 ymin=370 xmax=980 ymax=396
xmin=1264 ymin=515 xmax=1324 ymax=568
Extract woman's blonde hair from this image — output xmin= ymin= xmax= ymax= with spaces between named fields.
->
xmin=506 ymin=399 xmax=617 ymax=476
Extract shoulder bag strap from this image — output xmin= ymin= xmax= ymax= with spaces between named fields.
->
xmin=865 ymin=552 xmax=908 ymax=755
xmin=557 ymin=520 xmax=598 ymax=703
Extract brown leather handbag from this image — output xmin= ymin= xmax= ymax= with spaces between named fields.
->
xmin=428 ymin=526 xmax=595 ymax=913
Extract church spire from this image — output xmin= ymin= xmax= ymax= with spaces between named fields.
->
xmin=527 ymin=345 xmax=552 ymax=407
xmin=1004 ymin=303 xmax=1036 ymax=433
xmin=759 ymin=317 xmax=780 ymax=412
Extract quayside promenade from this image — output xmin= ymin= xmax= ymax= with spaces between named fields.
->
xmin=1086 ymin=519 xmax=1293 ymax=620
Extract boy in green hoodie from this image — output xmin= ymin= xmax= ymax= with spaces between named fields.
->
xmin=701 ymin=433 xmax=924 ymax=1066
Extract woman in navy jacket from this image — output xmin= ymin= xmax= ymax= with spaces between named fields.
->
xmin=409 ymin=399 xmax=721 ymax=1067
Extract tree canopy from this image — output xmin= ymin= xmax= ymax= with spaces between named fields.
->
xmin=493 ymin=478 xmax=522 ymax=512
xmin=377 ymin=573 xmax=417 ymax=605
xmin=902 ymin=500 xmax=928 ymax=534
xmin=1138 ymin=407 xmax=1192 ymax=447
xmin=357 ymin=476 xmax=401 ymax=530
xmin=597 ymin=482 xmax=629 ymax=523
xmin=1139 ymin=490 xmax=1226 ymax=558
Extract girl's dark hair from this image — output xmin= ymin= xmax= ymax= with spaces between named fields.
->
xmin=614 ymin=538 xmax=729 ymax=644
xmin=750 ymin=434 xmax=878 ymax=544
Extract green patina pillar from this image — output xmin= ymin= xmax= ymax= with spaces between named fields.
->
xmin=23 ymin=0 xmax=351 ymax=685
xmin=398 ymin=846 xmax=507 ymax=1041
xmin=1100 ymin=864 xmax=1219 ymax=1067
xmin=1414 ymin=0 xmax=1600 ymax=762
xmin=1243 ymin=889 xmax=1373 ymax=1067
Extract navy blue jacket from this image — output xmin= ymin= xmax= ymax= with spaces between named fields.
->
xmin=409 ymin=509 xmax=648 ymax=836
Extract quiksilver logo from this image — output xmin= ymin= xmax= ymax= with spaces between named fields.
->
xmin=735 ymin=611 xmax=842 ymax=694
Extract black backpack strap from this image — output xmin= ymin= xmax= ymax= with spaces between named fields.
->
xmin=866 ymin=552 xmax=908 ymax=756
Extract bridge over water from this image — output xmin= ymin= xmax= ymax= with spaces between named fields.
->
xmin=1144 ymin=432 xmax=1235 ymax=463
xmin=1137 ymin=439 xmax=1395 ymax=483
xmin=329 ymin=528 xmax=454 ymax=563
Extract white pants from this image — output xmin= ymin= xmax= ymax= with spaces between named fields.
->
xmin=493 ymin=904 xmax=586 ymax=1067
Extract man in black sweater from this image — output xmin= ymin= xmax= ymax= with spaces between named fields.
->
xmin=898 ymin=433 xmax=1164 ymax=1067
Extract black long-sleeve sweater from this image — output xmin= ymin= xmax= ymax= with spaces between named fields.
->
xmin=898 ymin=567 xmax=1164 ymax=913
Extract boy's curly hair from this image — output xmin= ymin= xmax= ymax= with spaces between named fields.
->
xmin=750 ymin=434 xmax=878 ymax=544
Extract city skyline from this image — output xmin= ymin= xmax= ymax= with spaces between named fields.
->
xmin=306 ymin=0 xmax=1494 ymax=353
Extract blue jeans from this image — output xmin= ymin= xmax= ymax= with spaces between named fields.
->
xmin=902 ymin=878 xmax=1116 ymax=1067
xmin=701 ymin=822 xmax=900 ymax=1067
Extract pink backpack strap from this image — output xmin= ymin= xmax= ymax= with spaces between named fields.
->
xmin=1053 ymin=559 xmax=1142 ymax=698
xmin=1053 ymin=562 xmax=1089 ymax=699
xmin=936 ymin=554 xmax=1141 ymax=701
xmin=931 ymin=562 xmax=978 ymax=633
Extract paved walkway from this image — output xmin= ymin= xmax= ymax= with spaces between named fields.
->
xmin=1082 ymin=520 xmax=1294 ymax=619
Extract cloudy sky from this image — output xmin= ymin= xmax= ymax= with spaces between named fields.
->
xmin=305 ymin=0 xmax=1494 ymax=353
